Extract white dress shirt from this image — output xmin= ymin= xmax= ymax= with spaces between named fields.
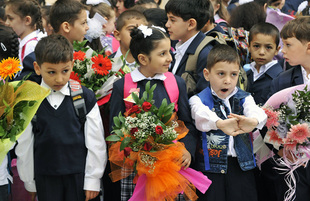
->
xmin=16 ymin=80 xmax=107 ymax=192
xmin=250 ymin=60 xmax=278 ymax=82
xmin=189 ymin=87 xmax=267 ymax=156
xmin=114 ymin=48 xmax=137 ymax=72
xmin=301 ymin=65 xmax=310 ymax=84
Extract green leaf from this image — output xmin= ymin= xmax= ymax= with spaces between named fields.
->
xmin=150 ymin=83 xmax=157 ymax=93
xmin=106 ymin=135 xmax=121 ymax=141
xmin=113 ymin=116 xmax=120 ymax=128
xmin=114 ymin=129 xmax=124 ymax=137
xmin=161 ymin=113 xmax=172 ymax=123
xmin=132 ymin=92 xmax=140 ymax=105
xmin=145 ymin=81 xmax=150 ymax=92
xmin=120 ymin=137 xmax=131 ymax=151
xmin=142 ymin=91 xmax=148 ymax=101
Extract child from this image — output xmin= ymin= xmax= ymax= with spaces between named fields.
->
xmin=110 ymin=25 xmax=197 ymax=201
xmin=115 ymin=0 xmax=135 ymax=17
xmin=201 ymin=1 xmax=226 ymax=35
xmin=4 ymin=0 xmax=46 ymax=73
xmin=112 ymin=9 xmax=148 ymax=71
xmin=15 ymin=34 xmax=107 ymax=201
xmin=189 ymin=44 xmax=267 ymax=201
xmin=210 ymin=0 xmax=230 ymax=27
xmin=42 ymin=5 xmax=54 ymax=36
xmin=266 ymin=16 xmax=310 ymax=201
xmin=49 ymin=0 xmax=89 ymax=44
xmin=165 ymin=0 xmax=214 ymax=94
xmin=246 ymin=22 xmax=283 ymax=105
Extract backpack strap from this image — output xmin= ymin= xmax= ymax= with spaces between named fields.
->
xmin=124 ymin=72 xmax=179 ymax=112
xmin=69 ymin=79 xmax=87 ymax=124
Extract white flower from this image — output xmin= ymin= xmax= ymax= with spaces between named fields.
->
xmin=138 ymin=25 xmax=152 ymax=38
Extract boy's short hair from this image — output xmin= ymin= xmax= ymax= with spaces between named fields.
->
xmin=206 ymin=44 xmax=240 ymax=70
xmin=35 ymin=34 xmax=73 ymax=66
xmin=249 ymin=22 xmax=280 ymax=46
xmin=165 ymin=0 xmax=212 ymax=30
xmin=280 ymin=16 xmax=310 ymax=43
xmin=115 ymin=9 xmax=147 ymax=31
xmin=49 ymin=0 xmax=87 ymax=33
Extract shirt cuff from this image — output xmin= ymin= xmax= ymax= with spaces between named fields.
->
xmin=24 ymin=181 xmax=36 ymax=192
xmin=84 ymin=177 xmax=101 ymax=192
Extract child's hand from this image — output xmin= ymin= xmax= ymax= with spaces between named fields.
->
xmin=85 ymin=190 xmax=99 ymax=201
xmin=216 ymin=118 xmax=241 ymax=136
xmin=177 ymin=149 xmax=191 ymax=169
xmin=228 ymin=113 xmax=258 ymax=134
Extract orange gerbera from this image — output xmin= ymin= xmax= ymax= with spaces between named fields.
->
xmin=73 ymin=50 xmax=86 ymax=61
xmin=0 ymin=57 xmax=21 ymax=79
xmin=91 ymin=54 xmax=112 ymax=76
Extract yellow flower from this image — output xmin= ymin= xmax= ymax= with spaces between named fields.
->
xmin=0 ymin=57 xmax=21 ymax=80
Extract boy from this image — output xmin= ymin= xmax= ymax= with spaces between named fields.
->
xmin=189 ymin=44 xmax=267 ymax=201
xmin=112 ymin=9 xmax=148 ymax=71
xmin=246 ymin=22 xmax=283 ymax=105
xmin=49 ymin=0 xmax=89 ymax=44
xmin=165 ymin=0 xmax=214 ymax=94
xmin=15 ymin=34 xmax=107 ymax=201
xmin=265 ymin=16 xmax=310 ymax=201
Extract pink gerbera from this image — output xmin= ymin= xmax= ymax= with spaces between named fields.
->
xmin=267 ymin=129 xmax=283 ymax=144
xmin=284 ymin=138 xmax=298 ymax=152
xmin=263 ymin=107 xmax=279 ymax=129
xmin=286 ymin=123 xmax=310 ymax=144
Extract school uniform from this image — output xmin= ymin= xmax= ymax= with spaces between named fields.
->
xmin=263 ymin=65 xmax=310 ymax=201
xmin=13 ymin=52 xmax=41 ymax=83
xmin=15 ymin=81 xmax=107 ymax=201
xmin=189 ymin=86 xmax=267 ymax=201
xmin=170 ymin=31 xmax=213 ymax=94
xmin=246 ymin=60 xmax=283 ymax=105
xmin=110 ymin=68 xmax=198 ymax=201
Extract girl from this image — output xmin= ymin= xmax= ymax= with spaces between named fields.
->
xmin=86 ymin=1 xmax=119 ymax=54
xmin=5 ymin=0 xmax=46 ymax=65
xmin=210 ymin=0 xmax=230 ymax=27
xmin=109 ymin=25 xmax=197 ymax=201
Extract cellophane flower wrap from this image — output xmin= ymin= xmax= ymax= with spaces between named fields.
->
xmin=0 ymin=57 xmax=50 ymax=163
xmin=106 ymin=81 xmax=211 ymax=201
xmin=70 ymin=40 xmax=130 ymax=105
xmin=263 ymin=84 xmax=310 ymax=201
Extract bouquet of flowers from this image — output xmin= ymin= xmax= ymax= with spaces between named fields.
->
xmin=70 ymin=40 xmax=130 ymax=105
xmin=262 ymin=84 xmax=310 ymax=201
xmin=106 ymin=81 xmax=211 ymax=201
xmin=0 ymin=57 xmax=50 ymax=163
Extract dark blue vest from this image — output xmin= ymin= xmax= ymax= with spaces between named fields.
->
xmin=33 ymin=86 xmax=96 ymax=175
xmin=194 ymin=87 xmax=256 ymax=173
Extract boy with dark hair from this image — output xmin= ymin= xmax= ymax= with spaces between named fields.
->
xmin=165 ymin=0 xmax=214 ymax=94
xmin=189 ymin=44 xmax=267 ymax=201
xmin=49 ymin=0 xmax=89 ymax=44
xmin=15 ymin=34 xmax=107 ymax=201
xmin=247 ymin=22 xmax=283 ymax=105
xmin=112 ymin=9 xmax=148 ymax=71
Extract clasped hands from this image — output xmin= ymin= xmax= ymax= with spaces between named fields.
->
xmin=216 ymin=113 xmax=258 ymax=136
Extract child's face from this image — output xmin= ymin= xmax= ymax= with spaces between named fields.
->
xmin=282 ymin=37 xmax=310 ymax=67
xmin=5 ymin=5 xmax=28 ymax=39
xmin=67 ymin=9 xmax=89 ymax=43
xmin=203 ymin=61 xmax=239 ymax=99
xmin=166 ymin=13 xmax=192 ymax=42
xmin=116 ymin=0 xmax=126 ymax=17
xmin=34 ymin=60 xmax=74 ymax=91
xmin=249 ymin=33 xmax=279 ymax=70
xmin=270 ymin=0 xmax=285 ymax=9
xmin=114 ymin=19 xmax=147 ymax=51
xmin=139 ymin=38 xmax=172 ymax=78
xmin=104 ymin=12 xmax=116 ymax=35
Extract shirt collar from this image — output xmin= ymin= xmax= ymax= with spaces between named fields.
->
xmin=210 ymin=87 xmax=238 ymax=102
xmin=175 ymin=32 xmax=199 ymax=57
xmin=41 ymin=80 xmax=70 ymax=96
xmin=301 ymin=65 xmax=310 ymax=83
xmin=19 ymin=30 xmax=38 ymax=47
xmin=250 ymin=60 xmax=278 ymax=81
xmin=131 ymin=68 xmax=166 ymax=82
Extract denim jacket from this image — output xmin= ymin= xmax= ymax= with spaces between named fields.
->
xmin=193 ymin=87 xmax=256 ymax=174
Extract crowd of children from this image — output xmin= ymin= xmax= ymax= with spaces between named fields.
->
xmin=0 ymin=0 xmax=310 ymax=201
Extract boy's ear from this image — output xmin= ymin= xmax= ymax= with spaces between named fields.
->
xmin=187 ymin=18 xmax=197 ymax=31
xmin=203 ymin=68 xmax=210 ymax=81
xmin=114 ymin=29 xmax=121 ymax=41
xmin=137 ymin=53 xmax=148 ymax=66
xmin=60 ymin=22 xmax=71 ymax=33
xmin=33 ymin=61 xmax=41 ymax=76
xmin=306 ymin=42 xmax=310 ymax=53
xmin=275 ymin=45 xmax=281 ymax=55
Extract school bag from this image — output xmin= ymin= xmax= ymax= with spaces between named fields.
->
xmin=123 ymin=72 xmax=179 ymax=111
xmin=181 ymin=31 xmax=248 ymax=97
xmin=32 ymin=79 xmax=87 ymax=124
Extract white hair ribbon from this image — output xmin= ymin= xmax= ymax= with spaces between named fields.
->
xmin=86 ymin=0 xmax=111 ymax=6
xmin=138 ymin=25 xmax=153 ymax=38
xmin=85 ymin=12 xmax=107 ymax=42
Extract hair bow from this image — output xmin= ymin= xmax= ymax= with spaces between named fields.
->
xmin=138 ymin=25 xmax=153 ymax=38
xmin=86 ymin=0 xmax=111 ymax=6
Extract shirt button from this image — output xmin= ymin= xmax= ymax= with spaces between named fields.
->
xmin=221 ymin=170 xmax=225 ymax=174
xmin=54 ymin=105 xmax=57 ymax=108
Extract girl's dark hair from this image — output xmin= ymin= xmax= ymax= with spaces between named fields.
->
xmin=0 ymin=24 xmax=19 ymax=60
xmin=124 ymin=0 xmax=136 ymax=8
xmin=130 ymin=26 xmax=168 ymax=64
xmin=5 ymin=0 xmax=44 ymax=33
xmin=143 ymin=8 xmax=167 ymax=32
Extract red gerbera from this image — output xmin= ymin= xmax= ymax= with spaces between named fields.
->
xmin=91 ymin=54 xmax=112 ymax=76
xmin=70 ymin=71 xmax=81 ymax=83
xmin=73 ymin=50 xmax=86 ymax=61
xmin=286 ymin=123 xmax=310 ymax=144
